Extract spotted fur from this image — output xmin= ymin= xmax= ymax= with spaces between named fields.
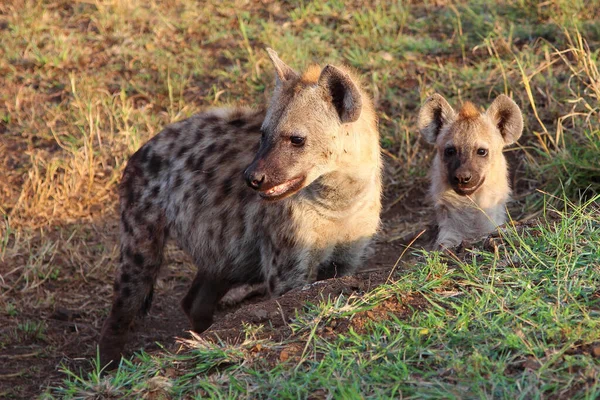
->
xmin=99 ymin=49 xmax=382 ymax=367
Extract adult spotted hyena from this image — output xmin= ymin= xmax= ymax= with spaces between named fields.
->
xmin=99 ymin=49 xmax=382 ymax=367
xmin=417 ymin=93 xmax=523 ymax=249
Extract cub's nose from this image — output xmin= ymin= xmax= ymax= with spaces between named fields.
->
xmin=244 ymin=169 xmax=265 ymax=190
xmin=454 ymin=172 xmax=472 ymax=185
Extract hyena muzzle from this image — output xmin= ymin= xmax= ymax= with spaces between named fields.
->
xmin=98 ymin=49 xmax=382 ymax=367
xmin=417 ymin=93 xmax=523 ymax=249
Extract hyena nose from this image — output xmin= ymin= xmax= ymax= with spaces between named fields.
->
xmin=454 ymin=172 xmax=472 ymax=185
xmin=244 ymin=170 xmax=265 ymax=190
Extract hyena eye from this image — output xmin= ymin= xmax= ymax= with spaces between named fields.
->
xmin=290 ymin=136 xmax=306 ymax=147
xmin=477 ymin=148 xmax=489 ymax=157
xmin=444 ymin=147 xmax=456 ymax=157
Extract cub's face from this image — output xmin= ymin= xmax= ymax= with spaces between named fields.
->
xmin=417 ymin=94 xmax=523 ymax=196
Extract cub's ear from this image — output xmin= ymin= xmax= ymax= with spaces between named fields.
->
xmin=417 ymin=94 xmax=456 ymax=144
xmin=485 ymin=94 xmax=523 ymax=145
xmin=318 ymin=65 xmax=362 ymax=123
xmin=266 ymin=48 xmax=298 ymax=86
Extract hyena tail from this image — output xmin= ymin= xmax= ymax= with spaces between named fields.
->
xmin=99 ymin=160 xmax=168 ymax=368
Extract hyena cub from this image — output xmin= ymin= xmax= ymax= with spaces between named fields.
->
xmin=99 ymin=49 xmax=382 ymax=367
xmin=417 ymin=93 xmax=523 ymax=249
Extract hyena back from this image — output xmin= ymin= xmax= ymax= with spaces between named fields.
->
xmin=99 ymin=49 xmax=382 ymax=367
xmin=417 ymin=93 xmax=523 ymax=249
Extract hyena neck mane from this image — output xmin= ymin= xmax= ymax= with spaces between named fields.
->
xmin=301 ymin=170 xmax=379 ymax=213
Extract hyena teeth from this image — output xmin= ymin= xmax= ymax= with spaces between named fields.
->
xmin=261 ymin=176 xmax=303 ymax=198
xmin=418 ymin=93 xmax=523 ymax=249
xmin=98 ymin=48 xmax=382 ymax=369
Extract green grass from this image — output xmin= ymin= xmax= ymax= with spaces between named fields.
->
xmin=47 ymin=196 xmax=600 ymax=399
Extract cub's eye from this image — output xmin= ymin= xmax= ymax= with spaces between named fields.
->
xmin=444 ymin=147 xmax=456 ymax=157
xmin=290 ymin=136 xmax=305 ymax=147
xmin=477 ymin=148 xmax=488 ymax=157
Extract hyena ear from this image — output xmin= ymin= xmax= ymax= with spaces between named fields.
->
xmin=318 ymin=65 xmax=362 ymax=123
xmin=417 ymin=94 xmax=456 ymax=144
xmin=266 ymin=48 xmax=298 ymax=85
xmin=485 ymin=94 xmax=523 ymax=145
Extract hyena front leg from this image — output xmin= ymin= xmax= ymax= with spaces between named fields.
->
xmin=317 ymin=239 xmax=372 ymax=280
xmin=181 ymin=270 xmax=230 ymax=333
xmin=99 ymin=212 xmax=167 ymax=368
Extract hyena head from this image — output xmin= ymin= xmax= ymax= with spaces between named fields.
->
xmin=417 ymin=93 xmax=523 ymax=196
xmin=244 ymin=48 xmax=365 ymax=201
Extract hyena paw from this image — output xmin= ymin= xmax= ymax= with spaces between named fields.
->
xmin=98 ymin=335 xmax=126 ymax=371
xmin=218 ymin=283 xmax=267 ymax=308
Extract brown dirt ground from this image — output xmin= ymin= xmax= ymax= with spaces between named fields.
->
xmin=0 ymin=149 xmax=530 ymax=399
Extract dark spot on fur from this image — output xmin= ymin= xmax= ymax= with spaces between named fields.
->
xmin=173 ymin=174 xmax=183 ymax=189
xmin=195 ymin=127 xmax=205 ymax=142
xmin=204 ymin=115 xmax=219 ymax=124
xmin=164 ymin=126 xmax=179 ymax=138
xmin=115 ymin=298 xmax=124 ymax=309
xmin=229 ymin=118 xmax=245 ymax=127
xmin=125 ymin=247 xmax=133 ymax=259
xmin=269 ymin=275 xmax=277 ymax=293
xmin=139 ymin=146 xmax=151 ymax=164
xmin=168 ymin=141 xmax=175 ymax=151
xmin=146 ymin=224 xmax=154 ymax=239
xmin=207 ymin=227 xmax=214 ymax=241
xmin=186 ymin=154 xmax=196 ymax=170
xmin=177 ymin=145 xmax=190 ymax=158
xmin=133 ymin=252 xmax=144 ymax=266
xmin=216 ymin=139 xmax=230 ymax=153
xmin=113 ymin=280 xmax=120 ymax=292
xmin=121 ymin=273 xmax=131 ymax=283
xmin=122 ymin=286 xmax=131 ymax=298
xmin=205 ymin=169 xmax=215 ymax=184
xmin=123 ymin=181 xmax=136 ymax=208
xmin=206 ymin=142 xmax=217 ymax=154
xmin=151 ymin=185 xmax=160 ymax=196
xmin=134 ymin=210 xmax=145 ymax=224
xmin=222 ymin=178 xmax=234 ymax=196
xmin=122 ymin=214 xmax=133 ymax=235
xmin=195 ymin=156 xmax=205 ymax=172
xmin=216 ymin=147 xmax=240 ymax=165
xmin=148 ymin=154 xmax=163 ymax=175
